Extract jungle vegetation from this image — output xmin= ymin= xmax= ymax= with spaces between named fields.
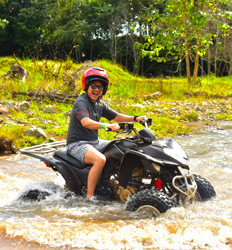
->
xmin=0 ymin=0 xmax=232 ymax=82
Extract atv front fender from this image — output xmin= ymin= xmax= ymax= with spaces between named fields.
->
xmin=119 ymin=150 xmax=164 ymax=188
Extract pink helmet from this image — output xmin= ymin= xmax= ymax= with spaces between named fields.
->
xmin=82 ymin=67 xmax=109 ymax=95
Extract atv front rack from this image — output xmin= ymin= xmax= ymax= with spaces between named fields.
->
xmin=172 ymin=173 xmax=197 ymax=206
xmin=19 ymin=141 xmax=66 ymax=155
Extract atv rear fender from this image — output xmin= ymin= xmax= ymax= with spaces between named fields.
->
xmin=53 ymin=160 xmax=83 ymax=194
xmin=21 ymin=152 xmax=82 ymax=194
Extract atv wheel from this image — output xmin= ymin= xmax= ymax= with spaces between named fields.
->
xmin=125 ymin=190 xmax=176 ymax=216
xmin=193 ymin=174 xmax=216 ymax=201
xmin=136 ymin=205 xmax=161 ymax=217
xmin=20 ymin=189 xmax=51 ymax=201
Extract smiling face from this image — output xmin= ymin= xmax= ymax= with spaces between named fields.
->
xmin=87 ymin=80 xmax=104 ymax=102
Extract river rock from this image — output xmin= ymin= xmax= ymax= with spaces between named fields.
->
xmin=16 ymin=118 xmax=30 ymax=125
xmin=0 ymin=105 xmax=9 ymax=114
xmin=0 ymin=138 xmax=17 ymax=154
xmin=195 ymin=106 xmax=205 ymax=112
xmin=138 ymin=91 xmax=162 ymax=99
xmin=153 ymin=109 xmax=164 ymax=114
xmin=5 ymin=63 xmax=30 ymax=82
xmin=19 ymin=101 xmax=30 ymax=110
xmin=25 ymin=127 xmax=46 ymax=139
xmin=64 ymin=110 xmax=72 ymax=118
xmin=44 ymin=105 xmax=56 ymax=114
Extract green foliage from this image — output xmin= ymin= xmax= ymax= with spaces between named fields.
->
xmin=151 ymin=115 xmax=190 ymax=137
xmin=0 ymin=0 xmax=232 ymax=79
xmin=215 ymin=113 xmax=232 ymax=121
xmin=1 ymin=57 xmax=232 ymax=101
xmin=1 ymin=57 xmax=232 ymax=149
xmin=183 ymin=112 xmax=199 ymax=122
xmin=199 ymin=75 xmax=232 ymax=96
xmin=137 ymin=0 xmax=232 ymax=83
xmin=0 ymin=18 xmax=8 ymax=29
xmin=0 ymin=57 xmax=82 ymax=98
xmin=0 ymin=125 xmax=45 ymax=149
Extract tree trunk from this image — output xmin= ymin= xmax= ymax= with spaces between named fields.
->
xmin=201 ymin=55 xmax=204 ymax=76
xmin=214 ymin=22 xmax=219 ymax=75
xmin=126 ymin=35 xmax=128 ymax=69
xmin=90 ymin=40 xmax=93 ymax=61
xmin=229 ymin=62 xmax=232 ymax=76
xmin=207 ymin=49 xmax=211 ymax=75
xmin=193 ymin=28 xmax=201 ymax=80
xmin=109 ymin=17 xmax=118 ymax=63
xmin=182 ymin=1 xmax=192 ymax=86
xmin=193 ymin=3 xmax=203 ymax=80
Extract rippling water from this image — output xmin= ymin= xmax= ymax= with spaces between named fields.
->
xmin=0 ymin=122 xmax=232 ymax=250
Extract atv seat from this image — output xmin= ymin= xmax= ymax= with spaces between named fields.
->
xmin=54 ymin=148 xmax=88 ymax=169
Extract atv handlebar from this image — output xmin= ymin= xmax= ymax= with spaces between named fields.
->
xmin=105 ymin=118 xmax=152 ymax=132
xmin=104 ymin=122 xmax=133 ymax=132
xmin=104 ymin=118 xmax=153 ymax=139
xmin=139 ymin=118 xmax=152 ymax=127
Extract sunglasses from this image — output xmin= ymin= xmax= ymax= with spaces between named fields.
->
xmin=90 ymin=83 xmax=104 ymax=91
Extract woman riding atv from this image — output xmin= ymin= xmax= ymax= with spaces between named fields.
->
xmin=66 ymin=67 xmax=146 ymax=205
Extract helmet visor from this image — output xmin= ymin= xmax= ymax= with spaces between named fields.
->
xmin=89 ymin=77 xmax=108 ymax=85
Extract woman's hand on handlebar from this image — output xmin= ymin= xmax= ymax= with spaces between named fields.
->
xmin=106 ymin=123 xmax=120 ymax=132
xmin=135 ymin=115 xmax=147 ymax=123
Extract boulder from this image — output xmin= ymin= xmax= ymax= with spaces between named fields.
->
xmin=64 ymin=110 xmax=72 ymax=118
xmin=19 ymin=101 xmax=30 ymax=111
xmin=5 ymin=63 xmax=30 ymax=82
xmin=44 ymin=105 xmax=56 ymax=114
xmin=25 ymin=127 xmax=46 ymax=139
xmin=0 ymin=105 xmax=9 ymax=114
xmin=0 ymin=138 xmax=17 ymax=154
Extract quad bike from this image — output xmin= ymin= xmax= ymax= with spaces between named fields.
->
xmin=20 ymin=118 xmax=216 ymax=216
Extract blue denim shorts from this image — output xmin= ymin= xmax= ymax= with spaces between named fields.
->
xmin=67 ymin=139 xmax=110 ymax=164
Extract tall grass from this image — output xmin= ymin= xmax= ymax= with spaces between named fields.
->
xmin=1 ymin=56 xmax=232 ymax=149
xmin=1 ymin=57 xmax=232 ymax=100
xmin=0 ymin=57 xmax=82 ymax=97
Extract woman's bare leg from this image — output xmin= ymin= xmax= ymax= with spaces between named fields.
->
xmin=83 ymin=148 xmax=106 ymax=199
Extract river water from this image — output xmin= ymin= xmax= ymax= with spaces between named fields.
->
xmin=0 ymin=122 xmax=232 ymax=250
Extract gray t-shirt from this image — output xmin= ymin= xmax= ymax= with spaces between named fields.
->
xmin=67 ymin=93 xmax=118 ymax=145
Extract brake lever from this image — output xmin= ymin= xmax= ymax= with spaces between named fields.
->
xmin=139 ymin=118 xmax=153 ymax=128
xmin=139 ymin=119 xmax=146 ymax=125
xmin=139 ymin=119 xmax=148 ymax=128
